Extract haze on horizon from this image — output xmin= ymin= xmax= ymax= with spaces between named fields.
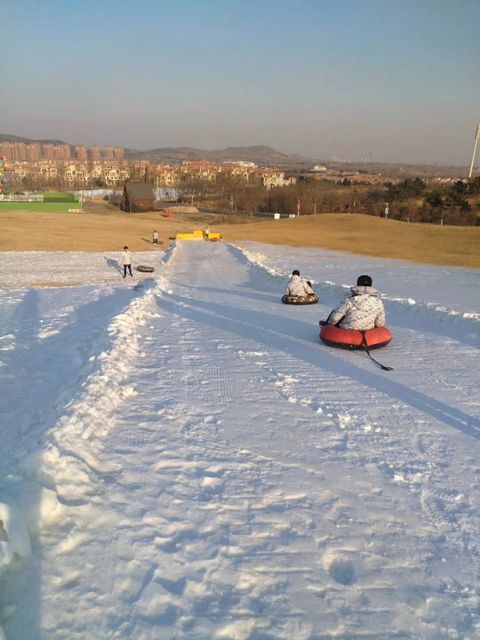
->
xmin=3 ymin=0 xmax=479 ymax=165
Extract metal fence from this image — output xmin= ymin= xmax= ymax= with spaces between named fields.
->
xmin=0 ymin=193 xmax=44 ymax=202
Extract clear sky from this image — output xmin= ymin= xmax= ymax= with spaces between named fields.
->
xmin=2 ymin=0 xmax=479 ymax=164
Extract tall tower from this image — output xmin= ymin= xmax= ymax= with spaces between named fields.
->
xmin=468 ymin=123 xmax=480 ymax=178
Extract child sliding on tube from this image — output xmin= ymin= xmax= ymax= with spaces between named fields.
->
xmin=285 ymin=270 xmax=314 ymax=297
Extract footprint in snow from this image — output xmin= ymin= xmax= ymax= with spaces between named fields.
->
xmin=325 ymin=554 xmax=357 ymax=586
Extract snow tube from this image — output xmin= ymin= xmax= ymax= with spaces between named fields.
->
xmin=136 ymin=265 xmax=155 ymax=273
xmin=320 ymin=325 xmax=392 ymax=350
xmin=282 ymin=293 xmax=319 ymax=305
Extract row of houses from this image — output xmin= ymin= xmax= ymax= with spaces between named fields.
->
xmin=152 ymin=160 xmax=296 ymax=189
xmin=8 ymin=159 xmax=296 ymax=189
xmin=11 ymin=160 xmax=146 ymax=186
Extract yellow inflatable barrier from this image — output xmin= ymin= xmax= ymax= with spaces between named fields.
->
xmin=176 ymin=230 xmax=222 ymax=241
xmin=176 ymin=231 xmax=203 ymax=240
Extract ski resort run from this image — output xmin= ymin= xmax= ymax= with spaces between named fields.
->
xmin=0 ymin=240 xmax=479 ymax=640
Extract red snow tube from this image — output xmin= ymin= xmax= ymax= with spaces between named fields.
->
xmin=320 ymin=325 xmax=392 ymax=350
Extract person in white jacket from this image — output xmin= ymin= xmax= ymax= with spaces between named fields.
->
xmin=122 ymin=246 xmax=133 ymax=278
xmin=326 ymin=275 xmax=385 ymax=330
xmin=285 ymin=270 xmax=314 ymax=297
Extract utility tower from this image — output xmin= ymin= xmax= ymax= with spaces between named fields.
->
xmin=468 ymin=123 xmax=480 ymax=179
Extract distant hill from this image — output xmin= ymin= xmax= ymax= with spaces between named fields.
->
xmin=0 ymin=133 xmax=69 ymax=146
xmin=123 ymin=144 xmax=311 ymax=166
xmin=325 ymin=161 xmax=469 ymax=179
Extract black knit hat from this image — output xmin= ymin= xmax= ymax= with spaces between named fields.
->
xmin=357 ymin=274 xmax=372 ymax=287
xmin=292 ymin=269 xmax=300 ymax=276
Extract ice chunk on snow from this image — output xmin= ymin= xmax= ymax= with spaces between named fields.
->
xmin=0 ymin=479 xmax=60 ymax=584
xmin=0 ymin=480 xmax=60 ymax=535
xmin=215 ymin=620 xmax=257 ymax=639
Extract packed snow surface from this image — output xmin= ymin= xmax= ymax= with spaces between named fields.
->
xmin=0 ymin=241 xmax=479 ymax=640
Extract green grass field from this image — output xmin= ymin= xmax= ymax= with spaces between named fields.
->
xmin=43 ymin=191 xmax=78 ymax=202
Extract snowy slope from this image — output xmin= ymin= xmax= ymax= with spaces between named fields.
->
xmin=0 ymin=241 xmax=479 ymax=640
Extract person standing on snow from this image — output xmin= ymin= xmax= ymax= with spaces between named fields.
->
xmin=122 ymin=246 xmax=133 ymax=278
xmin=324 ymin=274 xmax=385 ymax=330
xmin=285 ymin=270 xmax=314 ymax=297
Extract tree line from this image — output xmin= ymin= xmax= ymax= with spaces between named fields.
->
xmin=9 ymin=166 xmax=480 ymax=226
xmin=177 ymin=174 xmax=480 ymax=226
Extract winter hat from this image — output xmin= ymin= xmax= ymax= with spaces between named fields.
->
xmin=357 ymin=274 xmax=372 ymax=287
xmin=292 ymin=269 xmax=300 ymax=276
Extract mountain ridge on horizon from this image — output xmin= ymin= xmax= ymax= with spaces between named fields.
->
xmin=0 ymin=133 xmax=312 ymax=166
xmin=0 ymin=133 xmax=470 ymax=174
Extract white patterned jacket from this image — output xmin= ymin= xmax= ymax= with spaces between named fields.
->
xmin=285 ymin=275 xmax=314 ymax=297
xmin=328 ymin=286 xmax=386 ymax=330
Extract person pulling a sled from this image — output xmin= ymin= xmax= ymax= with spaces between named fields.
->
xmin=322 ymin=274 xmax=385 ymax=330
xmin=285 ymin=270 xmax=315 ymax=297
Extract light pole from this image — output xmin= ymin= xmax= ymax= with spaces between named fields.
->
xmin=468 ymin=123 xmax=480 ymax=179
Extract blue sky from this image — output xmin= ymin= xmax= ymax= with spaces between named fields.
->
xmin=2 ymin=0 xmax=479 ymax=164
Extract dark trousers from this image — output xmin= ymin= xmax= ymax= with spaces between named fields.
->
xmin=123 ymin=264 xmax=133 ymax=277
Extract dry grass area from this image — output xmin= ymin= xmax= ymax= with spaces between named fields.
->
xmin=220 ymin=214 xmax=480 ymax=268
xmin=0 ymin=208 xmax=479 ymax=268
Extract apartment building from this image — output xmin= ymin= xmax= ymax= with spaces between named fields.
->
xmin=42 ymin=144 xmax=56 ymax=160
xmin=75 ymin=145 xmax=88 ymax=161
xmin=42 ymin=144 xmax=71 ymax=161
xmin=26 ymin=144 xmax=41 ymax=162
xmin=1 ymin=140 xmax=125 ymax=164
xmin=59 ymin=144 xmax=71 ymax=160
xmin=88 ymin=145 xmax=101 ymax=161
xmin=0 ymin=142 xmax=27 ymax=161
